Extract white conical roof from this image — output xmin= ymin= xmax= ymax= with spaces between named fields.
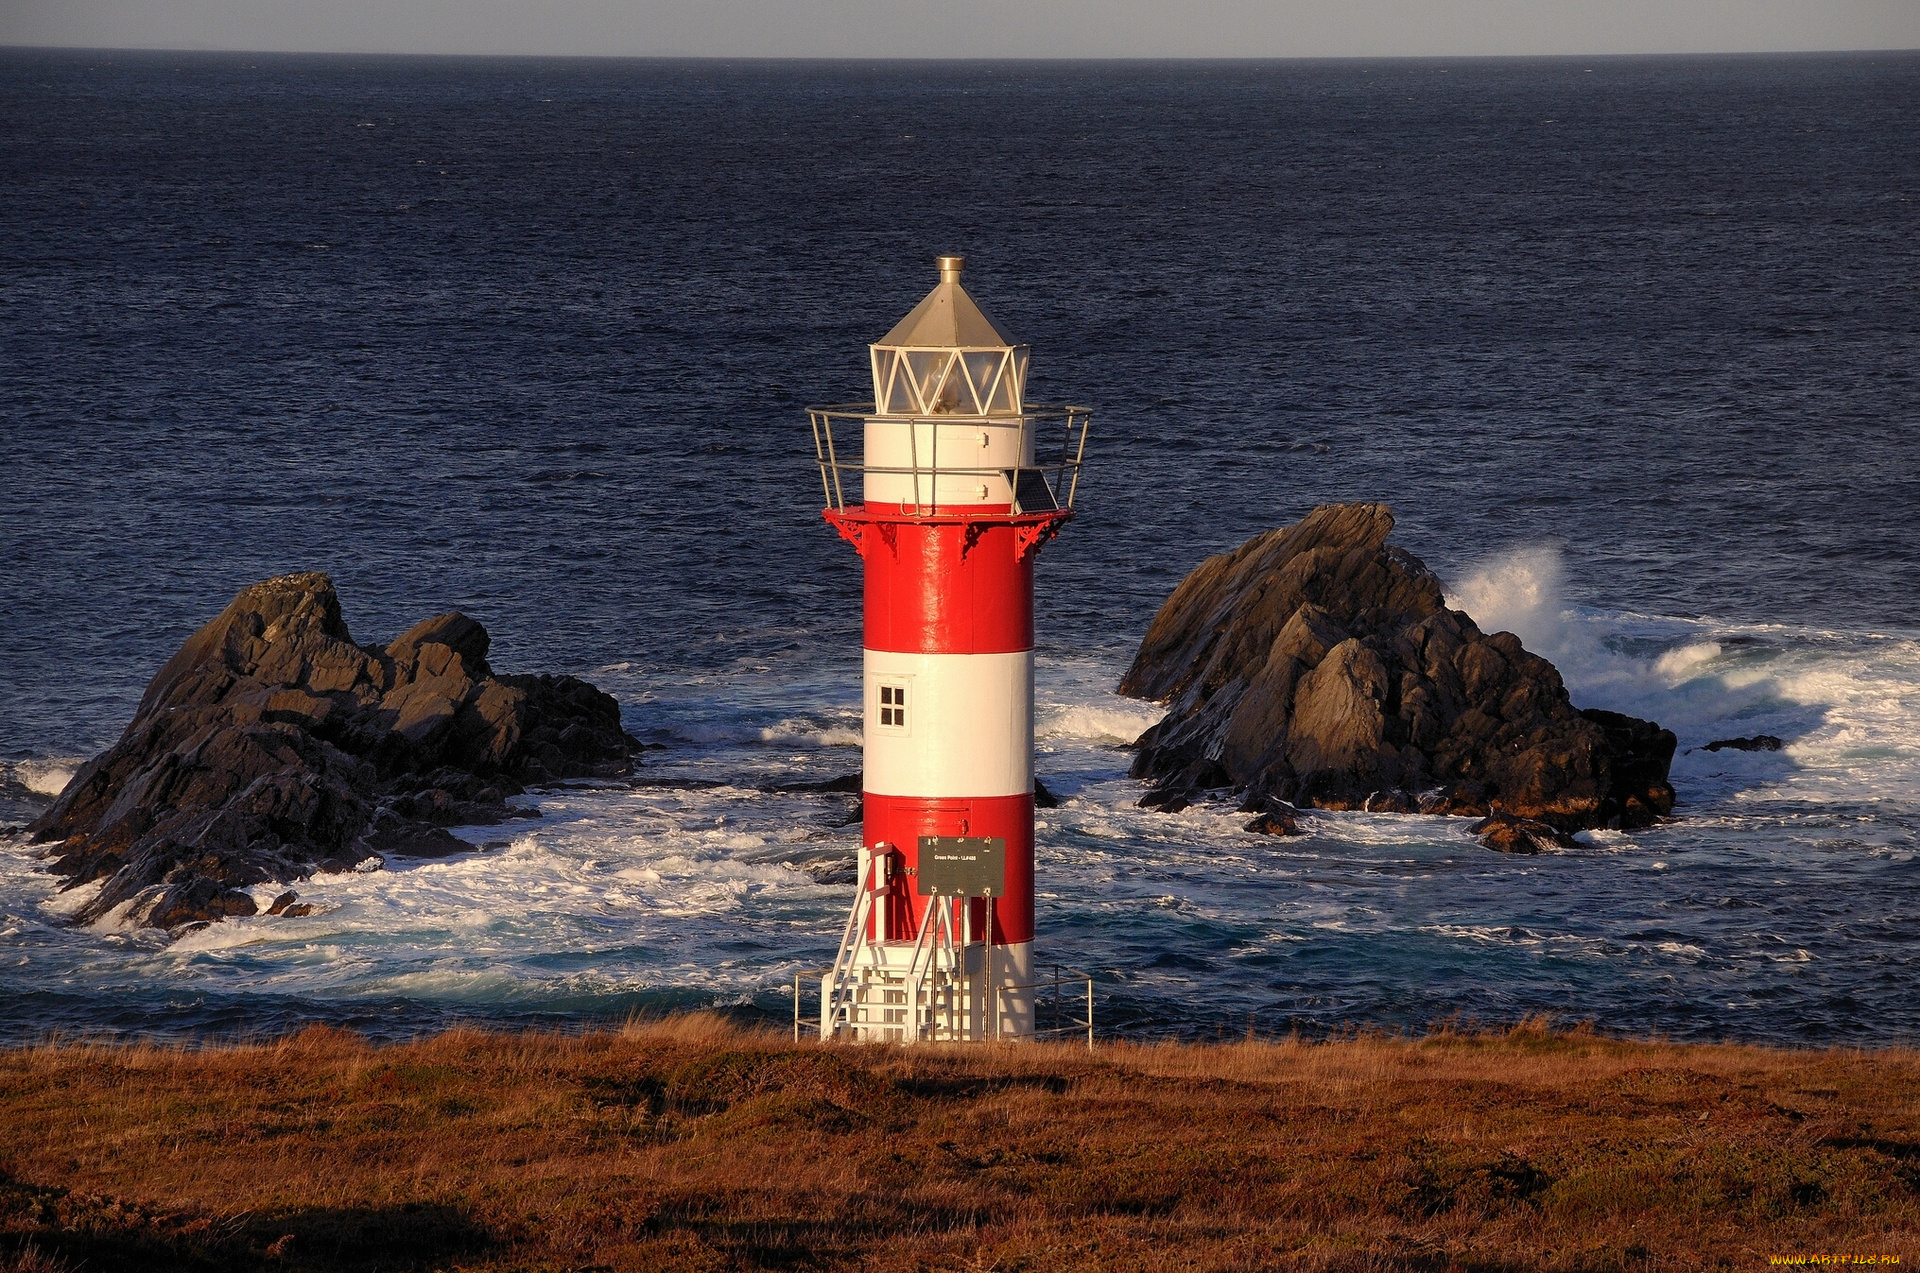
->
xmin=875 ymin=256 xmax=1018 ymax=350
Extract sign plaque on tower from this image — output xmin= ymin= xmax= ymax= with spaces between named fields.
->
xmin=915 ymin=836 xmax=1007 ymax=898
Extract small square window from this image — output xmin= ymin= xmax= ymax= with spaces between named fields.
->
xmin=877 ymin=683 xmax=908 ymax=730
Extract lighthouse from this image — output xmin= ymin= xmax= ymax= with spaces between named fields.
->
xmin=808 ymin=256 xmax=1090 ymax=1043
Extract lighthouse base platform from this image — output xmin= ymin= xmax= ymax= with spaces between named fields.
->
xmin=794 ymin=924 xmax=1096 ymax=1048
xmin=819 ymin=938 xmax=1034 ymax=1045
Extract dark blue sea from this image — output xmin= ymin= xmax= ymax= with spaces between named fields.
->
xmin=2 ymin=49 xmax=1917 ymax=1045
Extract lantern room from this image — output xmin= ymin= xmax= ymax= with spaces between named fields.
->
xmin=869 ymin=255 xmax=1030 ymax=418
xmin=822 ymin=256 xmax=1081 ymax=515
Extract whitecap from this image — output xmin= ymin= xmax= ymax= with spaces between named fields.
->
xmin=1036 ymin=697 xmax=1165 ymax=745
xmin=757 ymin=720 xmax=861 ymax=747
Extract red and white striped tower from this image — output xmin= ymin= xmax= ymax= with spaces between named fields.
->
xmin=809 ymin=256 xmax=1090 ymax=1043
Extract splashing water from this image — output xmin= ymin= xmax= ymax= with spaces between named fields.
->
xmin=1447 ymin=545 xmax=1572 ymax=662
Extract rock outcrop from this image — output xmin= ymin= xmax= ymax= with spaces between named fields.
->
xmin=1120 ymin=504 xmax=1676 ymax=841
xmin=29 ymin=573 xmax=638 ymax=931
xmin=1468 ymin=811 xmax=1580 ymax=855
xmin=1698 ymin=735 xmax=1783 ymax=754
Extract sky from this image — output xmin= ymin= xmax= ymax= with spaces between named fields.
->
xmin=1 ymin=0 xmax=1917 ymax=59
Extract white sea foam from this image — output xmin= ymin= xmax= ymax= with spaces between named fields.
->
xmin=88 ymin=891 xmax=150 ymax=933
xmin=757 ymin=720 xmax=861 ymax=747
xmin=245 ymin=882 xmax=292 ymax=911
xmin=1447 ymin=545 xmax=1569 ymax=656
xmin=172 ymin=919 xmax=274 ymax=953
xmin=37 ymin=877 xmax=100 ymax=918
xmin=666 ymin=716 xmax=861 ymax=749
xmin=11 ymin=783 xmax=860 ymax=1003
xmin=1 ymin=758 xmax=81 ymax=801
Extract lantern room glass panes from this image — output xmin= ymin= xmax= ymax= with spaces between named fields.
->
xmin=960 ymin=352 xmax=1003 ymax=413
xmin=871 ymin=349 xmax=898 ymax=413
xmin=901 ymin=352 xmax=950 ymax=413
xmin=869 ymin=347 xmax=1027 ymax=417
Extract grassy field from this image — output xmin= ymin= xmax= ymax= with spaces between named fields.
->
xmin=0 ymin=1016 xmax=1915 ymax=1271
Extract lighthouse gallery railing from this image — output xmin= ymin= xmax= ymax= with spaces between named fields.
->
xmin=808 ymin=404 xmax=1091 ymax=517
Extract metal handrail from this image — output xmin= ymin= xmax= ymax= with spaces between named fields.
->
xmin=817 ymin=857 xmax=879 ymax=1039
xmin=809 ymin=403 xmax=1092 ymax=518
xmin=994 ymin=965 xmax=1096 ymax=1050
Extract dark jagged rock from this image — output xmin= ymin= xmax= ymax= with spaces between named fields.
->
xmin=28 ymin=572 xmax=639 ymax=931
xmin=1120 ymin=504 xmax=1676 ymax=847
xmin=1699 ymin=735 xmax=1784 ymax=754
xmin=1469 ymin=811 xmax=1579 ymax=855
xmin=265 ymin=889 xmax=315 ymax=919
xmin=1137 ymin=785 xmax=1195 ymax=814
xmin=1242 ymin=801 xmax=1303 ymax=837
xmin=767 ymin=773 xmax=863 ymax=794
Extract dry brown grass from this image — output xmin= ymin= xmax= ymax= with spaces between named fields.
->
xmin=1 ymin=1015 xmax=1916 ymax=1270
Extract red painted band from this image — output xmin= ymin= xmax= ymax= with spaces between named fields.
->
xmin=862 ymin=791 xmax=1034 ymax=945
xmin=861 ymin=519 xmax=1034 ymax=655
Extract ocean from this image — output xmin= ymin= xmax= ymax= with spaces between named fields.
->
xmin=2 ymin=49 xmax=1917 ymax=1044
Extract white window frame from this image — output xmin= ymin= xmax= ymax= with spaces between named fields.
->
xmin=875 ymin=680 xmax=911 ymax=733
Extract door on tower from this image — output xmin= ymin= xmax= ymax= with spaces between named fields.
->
xmin=862 ymin=795 xmax=971 ymax=941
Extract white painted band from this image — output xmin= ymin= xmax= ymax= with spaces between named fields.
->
xmin=862 ymin=417 xmax=1035 ymax=508
xmin=863 ymin=649 xmax=1033 ymax=798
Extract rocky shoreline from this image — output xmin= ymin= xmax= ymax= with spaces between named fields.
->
xmin=27 ymin=573 xmax=638 ymax=932
xmin=1121 ymin=503 xmax=1677 ymax=850
xmin=25 ymin=507 xmax=1679 ymax=935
